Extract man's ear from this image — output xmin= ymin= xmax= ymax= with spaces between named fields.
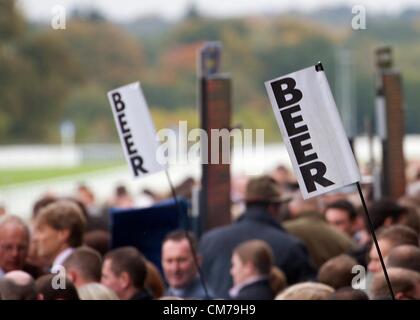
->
xmin=241 ymin=260 xmax=255 ymax=277
xmin=66 ymin=269 xmax=77 ymax=283
xmin=395 ymin=291 xmax=405 ymax=300
xmin=383 ymin=217 xmax=393 ymax=227
xmin=120 ymin=271 xmax=131 ymax=289
xmin=58 ymin=229 xmax=71 ymax=244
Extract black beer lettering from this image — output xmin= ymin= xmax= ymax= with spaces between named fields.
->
xmin=270 ymin=75 xmax=335 ymax=194
xmin=130 ymin=156 xmax=148 ymax=176
xmin=111 ymin=91 xmax=148 ymax=175
xmin=280 ymin=104 xmax=308 ymax=137
xmin=290 ymin=132 xmax=318 ymax=165
xmin=300 ymin=161 xmax=334 ymax=193
xmin=271 ymin=78 xmax=303 ymax=109
xmin=123 ymin=133 xmax=137 ymax=155
xmin=118 ymin=112 xmax=130 ymax=134
xmin=111 ymin=92 xmax=125 ymax=112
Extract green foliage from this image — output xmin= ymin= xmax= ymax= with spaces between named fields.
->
xmin=0 ymin=162 xmax=123 ymax=186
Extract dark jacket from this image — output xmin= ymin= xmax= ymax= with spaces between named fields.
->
xmin=230 ymin=279 xmax=274 ymax=300
xmin=199 ymin=206 xmax=316 ymax=298
xmin=130 ymin=289 xmax=153 ymax=300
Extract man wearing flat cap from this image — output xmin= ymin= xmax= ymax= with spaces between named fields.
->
xmin=199 ymin=175 xmax=316 ymax=299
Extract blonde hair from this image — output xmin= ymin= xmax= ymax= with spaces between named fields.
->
xmin=275 ymin=282 xmax=334 ymax=300
xmin=77 ymin=283 xmax=119 ymax=300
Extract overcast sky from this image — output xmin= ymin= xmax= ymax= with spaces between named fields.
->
xmin=18 ymin=0 xmax=420 ymax=22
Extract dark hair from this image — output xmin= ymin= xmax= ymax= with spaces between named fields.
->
xmin=329 ymin=287 xmax=369 ymax=300
xmin=318 ymin=254 xmax=358 ymax=290
xmin=104 ymin=247 xmax=147 ymax=290
xmin=386 ymin=245 xmax=420 ymax=272
xmin=369 ymin=199 xmax=408 ymax=230
xmin=83 ymin=230 xmax=111 ymax=257
xmin=377 ymin=225 xmax=419 ymax=247
xmin=63 ymin=247 xmax=102 ymax=282
xmin=35 ymin=275 xmax=79 ymax=300
xmin=371 ymin=268 xmax=419 ymax=300
xmin=162 ymin=230 xmax=198 ymax=254
xmin=32 ymin=195 xmax=57 ymax=219
xmin=325 ymin=200 xmax=357 ymax=221
xmin=116 ymin=185 xmax=129 ymax=197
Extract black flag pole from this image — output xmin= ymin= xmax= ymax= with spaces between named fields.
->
xmin=165 ymin=170 xmax=210 ymax=299
xmin=356 ymin=182 xmax=395 ymax=300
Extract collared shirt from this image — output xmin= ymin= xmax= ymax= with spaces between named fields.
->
xmin=165 ymin=277 xmax=211 ymax=299
xmin=51 ymin=248 xmax=74 ymax=272
xmin=229 ymin=275 xmax=268 ymax=298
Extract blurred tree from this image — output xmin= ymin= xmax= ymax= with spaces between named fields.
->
xmin=0 ymin=0 xmax=24 ymax=42
xmin=0 ymin=0 xmax=83 ymax=143
xmin=59 ymin=19 xmax=144 ymax=87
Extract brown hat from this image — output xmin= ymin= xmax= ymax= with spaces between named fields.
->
xmin=245 ymin=175 xmax=291 ymax=204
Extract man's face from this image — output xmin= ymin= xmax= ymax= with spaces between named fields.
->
xmin=162 ymin=239 xmax=198 ymax=289
xmin=325 ymin=208 xmax=354 ymax=236
xmin=368 ymin=239 xmax=393 ymax=273
xmin=0 ymin=224 xmax=29 ymax=272
xmin=101 ymin=259 xmax=124 ymax=298
xmin=32 ymin=223 xmax=66 ymax=262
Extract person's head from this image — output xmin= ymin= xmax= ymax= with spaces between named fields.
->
xmin=275 ymin=282 xmax=334 ymax=300
xmin=287 ymin=193 xmax=322 ymax=219
xmin=245 ymin=175 xmax=290 ymax=218
xmin=0 ymin=271 xmax=36 ymax=300
xmin=369 ymin=199 xmax=409 ymax=230
xmin=101 ymin=246 xmax=147 ymax=300
xmin=318 ymin=254 xmax=358 ymax=290
xmin=83 ymin=230 xmax=111 ymax=257
xmin=272 ymin=165 xmax=291 ymax=185
xmin=77 ymin=283 xmax=119 ymax=300
xmin=0 ymin=215 xmax=30 ymax=273
xmin=35 ymin=274 xmax=79 ymax=300
xmin=62 ymin=247 xmax=102 ymax=288
xmin=371 ymin=267 xmax=420 ymax=300
xmin=328 ymin=287 xmax=369 ymax=300
xmin=31 ymin=195 xmax=57 ymax=220
xmin=386 ymin=245 xmax=420 ymax=272
xmin=325 ymin=200 xmax=358 ymax=236
xmin=368 ymin=225 xmax=419 ymax=273
xmin=76 ymin=184 xmax=95 ymax=207
xmin=230 ymin=240 xmax=274 ymax=287
xmin=33 ymin=200 xmax=86 ymax=264
xmin=161 ymin=230 xmax=199 ymax=289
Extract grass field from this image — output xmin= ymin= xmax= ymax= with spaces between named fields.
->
xmin=0 ymin=162 xmax=125 ymax=187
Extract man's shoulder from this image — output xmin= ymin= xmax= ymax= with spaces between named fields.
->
xmin=200 ymin=223 xmax=239 ymax=243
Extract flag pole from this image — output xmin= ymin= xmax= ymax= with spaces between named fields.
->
xmin=165 ymin=170 xmax=210 ymax=299
xmin=356 ymin=182 xmax=395 ymax=300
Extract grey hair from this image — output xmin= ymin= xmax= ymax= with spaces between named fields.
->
xmin=0 ymin=215 xmax=30 ymax=238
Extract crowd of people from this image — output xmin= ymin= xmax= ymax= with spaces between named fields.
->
xmin=0 ymin=164 xmax=420 ymax=300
